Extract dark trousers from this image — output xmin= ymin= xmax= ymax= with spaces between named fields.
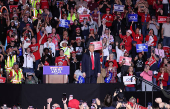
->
xmin=163 ymin=4 xmax=169 ymax=16
xmin=85 ymin=70 xmax=97 ymax=83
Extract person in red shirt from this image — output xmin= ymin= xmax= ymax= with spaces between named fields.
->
xmin=55 ymin=49 xmax=70 ymax=66
xmin=40 ymin=0 xmax=49 ymax=9
xmin=156 ymin=67 xmax=168 ymax=89
xmin=29 ymin=38 xmax=41 ymax=70
xmin=130 ymin=21 xmax=143 ymax=44
xmin=124 ymin=66 xmax=136 ymax=91
xmin=102 ymin=8 xmax=113 ymax=28
xmin=105 ymin=53 xmax=118 ymax=68
xmin=138 ymin=8 xmax=151 ymax=38
xmin=6 ymin=30 xmax=13 ymax=44
xmin=119 ymin=29 xmax=132 ymax=52
xmin=145 ymin=29 xmax=157 ymax=58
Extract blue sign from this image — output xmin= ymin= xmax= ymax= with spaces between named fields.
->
xmin=43 ymin=66 xmax=70 ymax=75
xmin=114 ymin=4 xmax=124 ymax=12
xmin=77 ymin=76 xmax=85 ymax=84
xmin=136 ymin=43 xmax=148 ymax=53
xmin=128 ymin=14 xmax=138 ymax=22
xmin=104 ymin=71 xmax=112 ymax=83
xmin=59 ymin=19 xmax=70 ymax=28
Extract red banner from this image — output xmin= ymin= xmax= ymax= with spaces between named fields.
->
xmin=79 ymin=14 xmax=90 ymax=22
xmin=0 ymin=77 xmax=6 ymax=83
xmin=119 ymin=56 xmax=132 ymax=66
xmin=163 ymin=46 xmax=170 ymax=57
xmin=9 ymin=5 xmax=18 ymax=12
xmin=90 ymin=41 xmax=102 ymax=51
xmin=158 ymin=16 xmax=167 ymax=23
xmin=128 ymin=102 xmax=147 ymax=109
xmin=145 ymin=56 xmax=156 ymax=66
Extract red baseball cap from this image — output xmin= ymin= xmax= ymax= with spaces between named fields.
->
xmin=71 ymin=51 xmax=76 ymax=54
xmin=10 ymin=37 xmax=15 ymax=41
xmin=36 ymin=2 xmax=40 ymax=5
xmin=125 ymin=51 xmax=129 ymax=54
xmin=68 ymin=99 xmax=79 ymax=109
xmin=59 ymin=2 xmax=64 ymax=5
xmin=106 ymin=8 xmax=110 ymax=11
xmin=48 ymin=36 xmax=52 ymax=39
xmin=26 ymin=23 xmax=30 ymax=26
xmin=76 ymin=27 xmax=80 ymax=31
xmin=120 ymin=42 xmax=124 ymax=46
xmin=55 ymin=107 xmax=62 ymax=109
xmin=7 ymin=29 xmax=13 ymax=34
xmin=90 ymin=28 xmax=94 ymax=31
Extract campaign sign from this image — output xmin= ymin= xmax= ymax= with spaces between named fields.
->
xmin=114 ymin=4 xmax=124 ymax=12
xmin=128 ymin=14 xmax=138 ymax=22
xmin=9 ymin=5 xmax=18 ymax=12
xmin=43 ymin=66 xmax=70 ymax=75
xmin=123 ymin=76 xmax=136 ymax=85
xmin=79 ymin=14 xmax=90 ymax=22
xmin=119 ymin=56 xmax=132 ymax=66
xmin=78 ymin=76 xmax=85 ymax=84
xmin=145 ymin=56 xmax=156 ymax=66
xmin=136 ymin=43 xmax=148 ymax=53
xmin=158 ymin=16 xmax=167 ymax=23
xmin=59 ymin=19 xmax=70 ymax=28
xmin=90 ymin=41 xmax=102 ymax=51
xmin=0 ymin=77 xmax=6 ymax=83
xmin=163 ymin=46 xmax=170 ymax=56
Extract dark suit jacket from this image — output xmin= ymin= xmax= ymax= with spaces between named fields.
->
xmin=82 ymin=51 xmax=101 ymax=77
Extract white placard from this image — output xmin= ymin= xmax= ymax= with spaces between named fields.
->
xmin=123 ymin=76 xmax=136 ymax=85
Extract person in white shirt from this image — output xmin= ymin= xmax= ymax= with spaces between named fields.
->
xmin=44 ymin=36 xmax=55 ymax=57
xmin=74 ymin=63 xmax=83 ymax=83
xmin=22 ymin=47 xmax=35 ymax=75
xmin=115 ymin=42 xmax=125 ymax=62
xmin=102 ymin=37 xmax=109 ymax=68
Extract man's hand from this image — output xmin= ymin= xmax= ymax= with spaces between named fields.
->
xmin=82 ymin=73 xmax=86 ymax=78
xmin=47 ymin=98 xmax=52 ymax=104
xmin=116 ymin=42 xmax=119 ymax=46
xmin=131 ymin=21 xmax=134 ymax=26
xmin=98 ymin=73 xmax=100 ymax=77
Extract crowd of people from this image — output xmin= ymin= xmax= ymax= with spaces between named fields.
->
xmin=0 ymin=0 xmax=169 ymax=91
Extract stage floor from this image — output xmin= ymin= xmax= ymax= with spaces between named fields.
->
xmin=0 ymin=83 xmax=168 ymax=108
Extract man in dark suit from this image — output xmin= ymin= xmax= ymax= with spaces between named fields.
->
xmin=82 ymin=44 xmax=101 ymax=83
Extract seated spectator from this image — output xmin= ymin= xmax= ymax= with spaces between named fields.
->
xmin=119 ymin=29 xmax=132 ymax=52
xmin=55 ymin=49 xmax=70 ymax=66
xmin=105 ymin=61 xmax=117 ymax=83
xmin=140 ymin=64 xmax=153 ymax=91
xmin=156 ymin=67 xmax=168 ymax=89
xmin=25 ymin=73 xmax=38 ymax=84
xmin=124 ymin=66 xmax=136 ymax=91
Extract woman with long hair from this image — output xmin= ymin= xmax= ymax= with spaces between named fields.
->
xmin=124 ymin=66 xmax=136 ymax=91
xmin=156 ymin=67 xmax=168 ymax=89
xmin=105 ymin=61 xmax=117 ymax=83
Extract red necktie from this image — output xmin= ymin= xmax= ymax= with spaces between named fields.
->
xmin=91 ymin=54 xmax=94 ymax=70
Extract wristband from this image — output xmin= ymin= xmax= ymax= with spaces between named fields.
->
xmin=47 ymin=102 xmax=50 ymax=105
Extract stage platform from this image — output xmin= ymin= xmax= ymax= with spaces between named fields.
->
xmin=0 ymin=83 xmax=169 ymax=108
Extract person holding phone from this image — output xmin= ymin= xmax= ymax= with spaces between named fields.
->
xmin=55 ymin=49 xmax=70 ymax=66
xmin=156 ymin=67 xmax=168 ymax=89
xmin=140 ymin=64 xmax=153 ymax=91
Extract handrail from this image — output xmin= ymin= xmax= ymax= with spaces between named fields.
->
xmin=131 ymin=75 xmax=170 ymax=94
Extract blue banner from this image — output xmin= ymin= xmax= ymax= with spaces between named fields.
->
xmin=136 ymin=43 xmax=148 ymax=53
xmin=43 ymin=66 xmax=70 ymax=75
xmin=104 ymin=71 xmax=112 ymax=83
xmin=59 ymin=19 xmax=70 ymax=28
xmin=114 ymin=4 xmax=124 ymax=12
xmin=128 ymin=14 xmax=138 ymax=22
xmin=77 ymin=76 xmax=85 ymax=84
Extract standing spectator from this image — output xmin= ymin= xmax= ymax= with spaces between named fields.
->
xmin=102 ymin=37 xmax=109 ymax=68
xmin=161 ymin=0 xmax=169 ymax=16
xmin=74 ymin=63 xmax=83 ymax=83
xmin=60 ymin=40 xmax=73 ymax=59
xmin=140 ymin=64 xmax=153 ymax=91
xmin=155 ymin=43 xmax=165 ymax=61
xmin=41 ymin=48 xmax=52 ymax=66
xmin=67 ymin=0 xmax=76 ymax=11
xmin=119 ymin=29 xmax=132 ymax=52
xmin=40 ymin=0 xmax=50 ymax=10
xmin=55 ymin=49 xmax=70 ymax=66
xmin=91 ymin=8 xmax=100 ymax=25
xmin=153 ymin=1 xmax=163 ymax=17
xmin=29 ymin=37 xmax=41 ymax=70
xmin=105 ymin=61 xmax=117 ymax=83
xmin=138 ymin=8 xmax=151 ymax=41
xmin=22 ymin=47 xmax=35 ymax=74
xmin=76 ymin=0 xmax=88 ymax=9
xmin=99 ymin=0 xmax=111 ymax=16
xmin=102 ymin=8 xmax=114 ymax=28
xmin=156 ymin=67 xmax=168 ymax=89
xmin=147 ymin=16 xmax=160 ymax=38
xmin=124 ymin=66 xmax=136 ymax=91
xmin=105 ymin=53 xmax=118 ymax=68
xmin=25 ymin=73 xmax=38 ymax=84
xmin=51 ymin=28 xmax=60 ymax=57
xmin=115 ymin=42 xmax=125 ymax=63
xmin=82 ymin=44 xmax=101 ymax=83
xmin=130 ymin=21 xmax=143 ymax=44
xmin=97 ymin=62 xmax=106 ymax=83
xmin=44 ymin=36 xmax=55 ymax=57
xmin=70 ymin=51 xmax=80 ymax=83
xmin=161 ymin=17 xmax=170 ymax=47
xmin=145 ymin=29 xmax=157 ymax=58
xmin=87 ymin=0 xmax=99 ymax=12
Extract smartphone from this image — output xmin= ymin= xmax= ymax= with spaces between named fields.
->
xmin=92 ymin=99 xmax=96 ymax=104
xmin=63 ymin=93 xmax=66 ymax=100
xmin=139 ymin=29 xmax=141 ymax=34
